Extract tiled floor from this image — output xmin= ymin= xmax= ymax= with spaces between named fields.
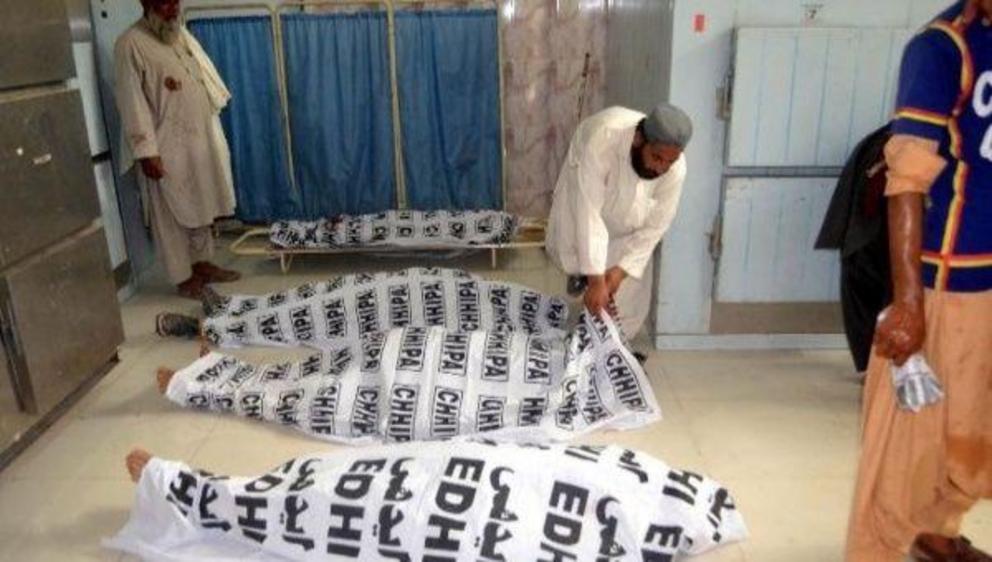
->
xmin=0 ymin=247 xmax=988 ymax=562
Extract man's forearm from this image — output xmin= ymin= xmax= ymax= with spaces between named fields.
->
xmin=888 ymin=193 xmax=925 ymax=305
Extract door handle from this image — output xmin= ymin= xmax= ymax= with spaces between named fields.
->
xmin=32 ymin=153 xmax=53 ymax=166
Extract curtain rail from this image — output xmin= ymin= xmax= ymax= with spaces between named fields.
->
xmin=184 ymin=3 xmax=275 ymax=14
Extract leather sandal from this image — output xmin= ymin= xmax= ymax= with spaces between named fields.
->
xmin=912 ymin=534 xmax=992 ymax=562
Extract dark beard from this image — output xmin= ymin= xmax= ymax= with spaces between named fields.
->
xmin=630 ymin=146 xmax=661 ymax=180
xmin=146 ymin=12 xmax=181 ymax=45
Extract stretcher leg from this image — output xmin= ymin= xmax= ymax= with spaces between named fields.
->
xmin=491 ymin=248 xmax=498 ymax=269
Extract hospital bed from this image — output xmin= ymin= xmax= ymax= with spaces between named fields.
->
xmin=230 ymin=216 xmax=547 ymax=273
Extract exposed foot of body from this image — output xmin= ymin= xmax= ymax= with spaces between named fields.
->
xmin=156 ymin=368 xmax=176 ymax=394
xmin=126 ymin=449 xmax=152 ymax=483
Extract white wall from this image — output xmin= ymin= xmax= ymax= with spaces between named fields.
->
xmin=656 ymin=0 xmax=952 ymax=336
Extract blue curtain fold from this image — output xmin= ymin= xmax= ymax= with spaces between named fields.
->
xmin=281 ymin=12 xmax=397 ymax=218
xmin=394 ymin=9 xmax=503 ymax=211
xmin=188 ymin=16 xmax=299 ymax=223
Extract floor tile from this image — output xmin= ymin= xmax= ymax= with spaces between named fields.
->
xmin=7 ymin=480 xmax=135 ymax=562
xmin=684 ymin=398 xmax=860 ymax=480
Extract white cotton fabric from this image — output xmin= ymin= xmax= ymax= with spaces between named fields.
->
xmin=179 ymin=27 xmax=232 ymax=113
xmin=106 ymin=440 xmax=747 ymax=562
xmin=168 ymin=311 xmax=660 ymax=444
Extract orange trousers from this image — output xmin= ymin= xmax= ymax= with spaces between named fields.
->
xmin=845 ymin=290 xmax=992 ymax=561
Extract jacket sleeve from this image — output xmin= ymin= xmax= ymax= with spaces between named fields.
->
xmin=814 ymin=128 xmax=880 ymax=250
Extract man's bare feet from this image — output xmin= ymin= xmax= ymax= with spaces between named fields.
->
xmin=177 ymin=276 xmax=206 ymax=300
xmin=193 ymin=261 xmax=241 ymax=283
xmin=196 ymin=323 xmax=211 ymax=357
xmin=126 ymin=449 xmax=152 ymax=483
xmin=156 ymin=368 xmax=176 ymax=394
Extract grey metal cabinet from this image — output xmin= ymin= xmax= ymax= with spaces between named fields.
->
xmin=0 ymin=340 xmax=26 ymax=443
xmin=0 ymin=338 xmax=35 ymax=455
xmin=0 ymin=226 xmax=123 ymax=415
xmin=0 ymin=0 xmax=75 ymax=90
xmin=0 ymin=88 xmax=101 ymax=269
xmin=0 ymin=0 xmax=123 ymax=472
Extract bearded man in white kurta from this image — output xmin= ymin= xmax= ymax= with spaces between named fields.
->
xmin=547 ymin=104 xmax=691 ymax=338
xmin=115 ymin=0 xmax=240 ymax=299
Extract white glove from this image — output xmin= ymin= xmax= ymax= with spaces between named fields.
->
xmin=890 ymin=354 xmax=944 ymax=413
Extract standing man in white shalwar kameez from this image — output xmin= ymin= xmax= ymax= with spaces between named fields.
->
xmin=546 ymin=104 xmax=692 ymax=339
xmin=115 ymin=0 xmax=240 ymax=299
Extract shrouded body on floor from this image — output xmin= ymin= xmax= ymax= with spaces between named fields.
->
xmin=109 ymin=441 xmax=747 ymax=561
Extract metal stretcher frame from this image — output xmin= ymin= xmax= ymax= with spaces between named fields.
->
xmin=229 ymin=218 xmax=547 ymax=273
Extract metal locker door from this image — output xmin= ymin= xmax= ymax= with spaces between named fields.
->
xmin=0 ymin=88 xmax=101 ymax=269
xmin=709 ymin=177 xmax=843 ymax=334
xmin=0 ymin=225 xmax=123 ymax=415
xmin=705 ymin=26 xmax=913 ymax=334
xmin=0 ymin=335 xmax=33 ymax=451
xmin=0 ymin=0 xmax=75 ymax=90
xmin=724 ymin=27 xmax=912 ymax=168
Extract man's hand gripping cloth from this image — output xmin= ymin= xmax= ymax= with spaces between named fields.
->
xmin=106 ymin=440 xmax=748 ymax=561
xmin=165 ymin=311 xmax=661 ymax=444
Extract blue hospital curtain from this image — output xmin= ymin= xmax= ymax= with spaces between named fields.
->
xmin=188 ymin=16 xmax=299 ymax=222
xmin=281 ymin=12 xmax=396 ymax=218
xmin=395 ymin=9 xmax=503 ymax=211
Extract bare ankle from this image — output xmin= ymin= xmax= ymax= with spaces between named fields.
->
xmin=156 ymin=368 xmax=176 ymax=394
xmin=126 ymin=449 xmax=152 ymax=483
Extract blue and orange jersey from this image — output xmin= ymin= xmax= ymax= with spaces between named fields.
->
xmin=892 ymin=1 xmax=992 ymax=292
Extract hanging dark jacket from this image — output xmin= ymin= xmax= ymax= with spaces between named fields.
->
xmin=816 ymin=124 xmax=892 ymax=372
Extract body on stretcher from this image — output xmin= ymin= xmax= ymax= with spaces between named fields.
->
xmin=229 ymin=217 xmax=547 ymax=273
